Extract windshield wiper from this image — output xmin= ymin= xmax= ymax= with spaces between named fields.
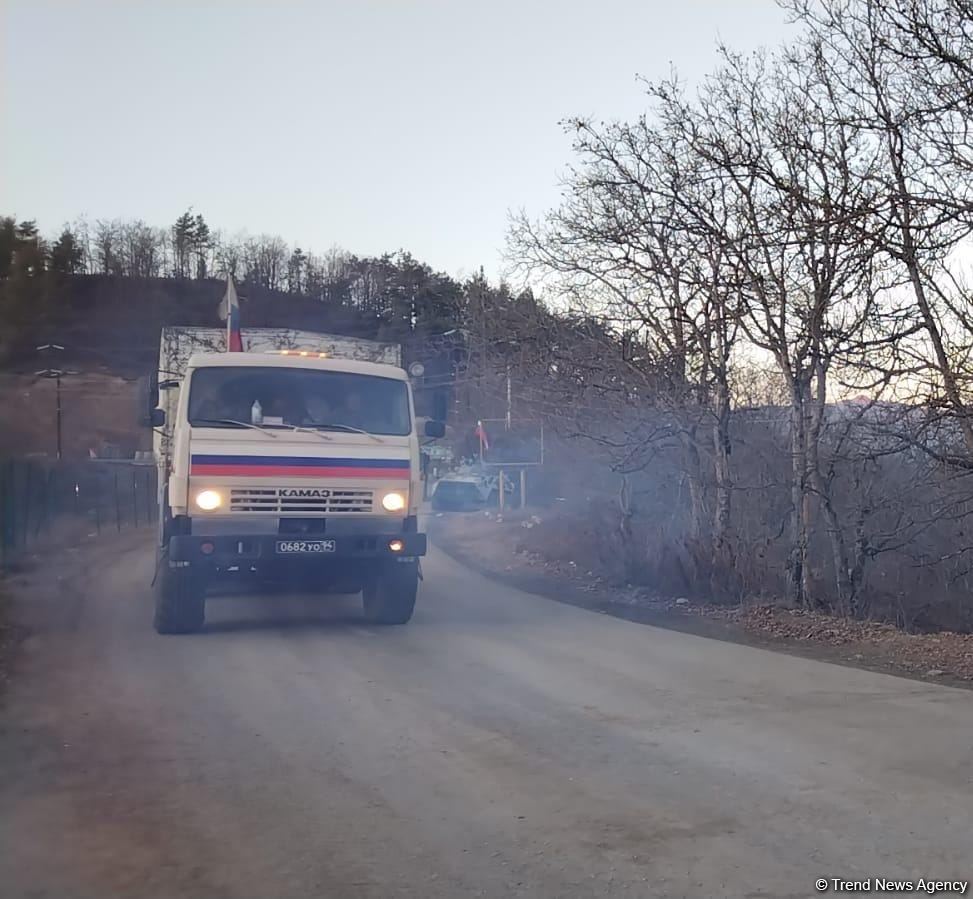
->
xmin=287 ymin=425 xmax=333 ymax=442
xmin=304 ymin=422 xmax=385 ymax=443
xmin=191 ymin=418 xmax=279 ymax=439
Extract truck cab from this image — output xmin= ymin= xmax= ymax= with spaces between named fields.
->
xmin=153 ymin=350 xmax=442 ymax=633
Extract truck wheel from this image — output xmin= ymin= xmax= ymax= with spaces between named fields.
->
xmin=154 ymin=554 xmax=206 ymax=634
xmin=362 ymin=562 xmax=418 ymax=625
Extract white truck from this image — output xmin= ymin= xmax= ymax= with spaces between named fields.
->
xmin=146 ymin=326 xmax=443 ymax=634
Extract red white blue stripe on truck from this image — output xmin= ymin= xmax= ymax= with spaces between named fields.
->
xmin=190 ymin=455 xmax=410 ymax=479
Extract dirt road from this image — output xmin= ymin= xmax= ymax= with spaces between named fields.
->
xmin=2 ymin=532 xmax=971 ymax=898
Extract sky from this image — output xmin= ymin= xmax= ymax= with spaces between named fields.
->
xmin=2 ymin=1 xmax=797 ymax=283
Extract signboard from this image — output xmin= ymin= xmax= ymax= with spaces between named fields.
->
xmin=478 ymin=420 xmax=543 ymax=466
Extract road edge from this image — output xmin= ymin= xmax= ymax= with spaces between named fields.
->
xmin=429 ymin=521 xmax=973 ymax=691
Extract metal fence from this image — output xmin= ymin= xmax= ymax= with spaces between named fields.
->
xmin=0 ymin=459 xmax=158 ymax=568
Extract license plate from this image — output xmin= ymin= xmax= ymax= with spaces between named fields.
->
xmin=276 ymin=540 xmax=336 ymax=554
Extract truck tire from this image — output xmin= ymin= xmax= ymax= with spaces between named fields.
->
xmin=362 ymin=562 xmax=418 ymax=625
xmin=154 ymin=554 xmax=206 ymax=634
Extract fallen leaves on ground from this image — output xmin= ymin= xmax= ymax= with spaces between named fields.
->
xmin=722 ymin=605 xmax=973 ymax=680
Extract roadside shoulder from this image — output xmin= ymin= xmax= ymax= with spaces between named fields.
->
xmin=429 ymin=513 xmax=973 ymax=689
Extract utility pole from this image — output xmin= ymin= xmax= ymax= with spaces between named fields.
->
xmin=506 ymin=363 xmax=512 ymax=431
xmin=36 ymin=344 xmax=76 ymax=461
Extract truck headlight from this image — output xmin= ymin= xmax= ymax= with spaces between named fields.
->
xmin=195 ymin=489 xmax=223 ymax=511
xmin=381 ymin=491 xmax=406 ymax=512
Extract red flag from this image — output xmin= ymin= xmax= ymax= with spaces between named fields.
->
xmin=220 ymin=276 xmax=243 ymax=352
xmin=475 ymin=421 xmax=490 ymax=451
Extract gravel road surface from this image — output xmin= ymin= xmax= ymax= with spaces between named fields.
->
xmin=1 ymin=532 xmax=971 ymax=898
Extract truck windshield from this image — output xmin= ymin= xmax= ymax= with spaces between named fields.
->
xmin=188 ymin=366 xmax=411 ymax=436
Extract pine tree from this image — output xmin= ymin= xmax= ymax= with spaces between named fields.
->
xmin=12 ymin=220 xmax=47 ymax=276
xmin=0 ymin=217 xmax=16 ymax=279
xmin=50 ymin=227 xmax=85 ymax=274
xmin=172 ymin=210 xmax=196 ymax=278
xmin=287 ymin=247 xmax=307 ymax=293
xmin=193 ymin=214 xmax=211 ymax=279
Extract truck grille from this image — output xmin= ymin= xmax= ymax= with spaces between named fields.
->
xmin=229 ymin=488 xmax=374 ymax=514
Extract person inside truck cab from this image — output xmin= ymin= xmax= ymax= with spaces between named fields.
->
xmin=303 ymin=391 xmax=336 ymax=427
xmin=334 ymin=389 xmax=370 ymax=431
xmin=263 ymin=388 xmax=309 ymax=425
xmin=340 ymin=389 xmax=363 ymax=419
xmin=191 ymin=379 xmax=233 ymax=422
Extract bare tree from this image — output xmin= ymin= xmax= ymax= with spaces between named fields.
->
xmin=509 ymin=111 xmax=745 ymax=556
xmin=652 ymin=39 xmax=910 ymax=610
xmin=213 ymin=231 xmax=243 ymax=280
xmin=93 ymin=219 xmax=120 ymax=275
xmin=118 ymin=220 xmax=162 ymax=277
xmin=508 ymin=23 xmax=956 ymax=613
xmin=788 ymin=0 xmax=973 ymax=459
xmin=243 ymin=234 xmax=288 ymax=290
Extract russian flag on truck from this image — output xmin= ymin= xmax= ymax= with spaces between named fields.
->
xmin=219 ymin=275 xmax=243 ymax=352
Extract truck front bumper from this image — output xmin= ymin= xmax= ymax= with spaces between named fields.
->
xmin=168 ymin=532 xmax=427 ymax=565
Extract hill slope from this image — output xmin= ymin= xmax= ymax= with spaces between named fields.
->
xmin=1 ymin=275 xmax=389 ymax=377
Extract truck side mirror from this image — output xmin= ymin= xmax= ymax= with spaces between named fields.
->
xmin=149 ymin=408 xmax=166 ymax=428
xmin=137 ymin=374 xmax=160 ymax=427
xmin=424 ymin=420 xmax=446 ymax=439
xmin=433 ymin=391 xmax=448 ymax=422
